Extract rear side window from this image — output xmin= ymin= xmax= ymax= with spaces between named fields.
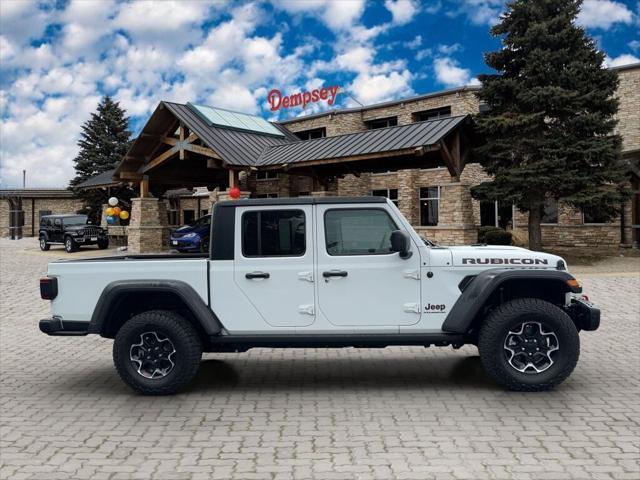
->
xmin=242 ymin=209 xmax=305 ymax=257
xmin=325 ymin=208 xmax=397 ymax=256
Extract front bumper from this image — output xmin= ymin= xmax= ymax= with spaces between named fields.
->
xmin=170 ymin=237 xmax=201 ymax=251
xmin=569 ymin=298 xmax=601 ymax=331
xmin=40 ymin=317 xmax=89 ymax=336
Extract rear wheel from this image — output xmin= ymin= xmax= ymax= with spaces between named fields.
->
xmin=478 ymin=298 xmax=579 ymax=391
xmin=39 ymin=235 xmax=50 ymax=251
xmin=113 ymin=310 xmax=202 ymax=395
xmin=64 ymin=236 xmax=77 ymax=253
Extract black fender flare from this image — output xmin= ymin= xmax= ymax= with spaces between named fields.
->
xmin=89 ymin=279 xmax=223 ymax=337
xmin=442 ymin=268 xmax=580 ymax=334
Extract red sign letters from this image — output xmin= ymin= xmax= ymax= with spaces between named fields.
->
xmin=268 ymin=86 xmax=340 ymax=111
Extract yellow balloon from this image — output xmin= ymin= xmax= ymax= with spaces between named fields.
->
xmin=105 ymin=207 xmax=115 ymax=216
xmin=119 ymin=210 xmax=129 ymax=220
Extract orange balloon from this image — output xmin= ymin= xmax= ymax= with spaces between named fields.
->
xmin=113 ymin=207 xmax=122 ymax=215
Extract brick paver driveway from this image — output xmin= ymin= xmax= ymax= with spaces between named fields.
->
xmin=1 ymin=238 xmax=639 ymax=480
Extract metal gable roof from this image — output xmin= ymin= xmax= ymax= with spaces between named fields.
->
xmin=161 ymin=102 xmax=300 ymax=167
xmin=75 ymin=169 xmax=119 ymax=189
xmin=257 ymin=115 xmax=470 ymax=166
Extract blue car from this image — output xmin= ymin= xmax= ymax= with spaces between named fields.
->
xmin=170 ymin=215 xmax=211 ymax=252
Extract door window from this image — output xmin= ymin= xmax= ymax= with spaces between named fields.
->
xmin=324 ymin=209 xmax=397 ymax=256
xmin=242 ymin=210 xmax=305 ymax=257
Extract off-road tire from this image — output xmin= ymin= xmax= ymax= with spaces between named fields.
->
xmin=113 ymin=310 xmax=202 ymax=395
xmin=478 ymin=298 xmax=579 ymax=391
xmin=97 ymin=238 xmax=109 ymax=249
xmin=64 ymin=236 xmax=77 ymax=253
xmin=39 ymin=235 xmax=50 ymax=251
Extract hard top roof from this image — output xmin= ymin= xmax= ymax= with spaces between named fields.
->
xmin=215 ymin=196 xmax=388 ymax=208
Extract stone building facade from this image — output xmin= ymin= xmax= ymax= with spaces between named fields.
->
xmin=250 ymin=64 xmax=639 ymax=247
xmin=0 ymin=190 xmax=83 ymax=238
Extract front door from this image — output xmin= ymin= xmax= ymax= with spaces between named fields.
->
xmin=52 ymin=218 xmax=64 ymax=242
xmin=233 ymin=205 xmax=315 ymax=328
xmin=315 ymin=206 xmax=422 ymax=327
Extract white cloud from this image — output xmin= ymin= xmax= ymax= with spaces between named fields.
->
xmin=384 ymin=0 xmax=419 ymax=25
xmin=605 ymin=53 xmax=640 ymax=67
xmin=449 ymin=0 xmax=504 ymax=26
xmin=433 ymin=57 xmax=478 ymax=87
xmin=629 ymin=40 xmax=640 ymax=52
xmin=577 ymin=0 xmax=634 ymax=30
xmin=0 ymin=0 xmax=50 ymax=47
xmin=348 ymin=70 xmax=413 ymax=105
xmin=275 ymin=0 xmax=365 ymax=31
xmin=404 ymin=35 xmax=422 ymax=49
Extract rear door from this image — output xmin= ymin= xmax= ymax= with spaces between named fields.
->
xmin=315 ymin=205 xmax=422 ymax=327
xmin=233 ymin=205 xmax=315 ymax=328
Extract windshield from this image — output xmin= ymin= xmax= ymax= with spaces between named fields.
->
xmin=192 ymin=215 xmax=211 ymax=227
xmin=62 ymin=215 xmax=88 ymax=226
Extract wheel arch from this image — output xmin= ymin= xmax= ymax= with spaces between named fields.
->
xmin=89 ymin=280 xmax=223 ymax=341
xmin=442 ymin=269 xmax=581 ymax=335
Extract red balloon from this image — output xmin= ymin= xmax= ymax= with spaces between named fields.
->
xmin=229 ymin=187 xmax=241 ymax=199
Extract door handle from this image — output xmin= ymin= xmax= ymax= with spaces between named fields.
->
xmin=322 ymin=270 xmax=348 ymax=278
xmin=245 ymin=271 xmax=270 ymax=279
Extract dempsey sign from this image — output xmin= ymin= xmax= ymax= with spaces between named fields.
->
xmin=268 ymin=85 xmax=340 ymax=111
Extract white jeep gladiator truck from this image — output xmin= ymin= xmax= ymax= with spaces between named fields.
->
xmin=39 ymin=197 xmax=600 ymax=395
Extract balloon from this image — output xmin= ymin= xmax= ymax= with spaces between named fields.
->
xmin=106 ymin=216 xmax=117 ymax=225
xmin=113 ymin=207 xmax=122 ymax=215
xmin=119 ymin=210 xmax=129 ymax=220
xmin=229 ymin=187 xmax=241 ymax=199
xmin=105 ymin=207 xmax=115 ymax=216
xmin=108 ymin=197 xmax=118 ymax=207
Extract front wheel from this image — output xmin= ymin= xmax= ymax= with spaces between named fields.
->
xmin=113 ymin=310 xmax=202 ymax=395
xmin=97 ymin=238 xmax=109 ymax=249
xmin=478 ymin=298 xmax=579 ymax=391
xmin=64 ymin=236 xmax=77 ymax=253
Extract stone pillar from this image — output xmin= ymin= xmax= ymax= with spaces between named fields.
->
xmin=398 ymin=169 xmax=417 ymax=224
xmin=127 ymin=198 xmax=168 ymax=254
xmin=100 ymin=204 xmax=109 ymax=227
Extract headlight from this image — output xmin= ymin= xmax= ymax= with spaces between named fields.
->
xmin=183 ymin=232 xmax=198 ymax=238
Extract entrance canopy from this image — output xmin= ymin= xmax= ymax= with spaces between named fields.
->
xmin=114 ymin=100 xmax=475 ymax=196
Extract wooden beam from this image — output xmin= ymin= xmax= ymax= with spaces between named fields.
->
xmin=142 ymin=146 xmax=179 ymax=173
xmin=228 ymin=169 xmax=239 ymax=188
xmin=119 ymin=171 xmax=143 ymax=181
xmin=185 ymin=132 xmax=198 ymax=144
xmin=183 ymin=143 xmax=222 ymax=159
xmin=161 ymin=136 xmax=178 ymax=146
xmin=207 ymin=158 xmax=221 ymax=169
xmin=140 ymin=175 xmax=149 ymax=198
xmin=179 ymin=124 xmax=186 ymax=160
xmin=439 ymin=140 xmax=459 ymax=178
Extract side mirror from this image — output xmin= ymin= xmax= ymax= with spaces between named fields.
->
xmin=390 ymin=230 xmax=412 ymax=259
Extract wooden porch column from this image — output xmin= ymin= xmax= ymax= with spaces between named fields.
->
xmin=139 ymin=175 xmax=149 ymax=198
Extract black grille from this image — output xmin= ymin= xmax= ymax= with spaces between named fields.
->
xmin=82 ymin=226 xmax=103 ymax=236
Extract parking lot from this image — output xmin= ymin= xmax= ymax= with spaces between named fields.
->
xmin=1 ymin=237 xmax=639 ymax=480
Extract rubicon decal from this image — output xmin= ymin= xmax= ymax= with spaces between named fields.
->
xmin=268 ymin=86 xmax=340 ymax=111
xmin=462 ymin=258 xmax=549 ymax=265
xmin=424 ymin=303 xmax=446 ymax=313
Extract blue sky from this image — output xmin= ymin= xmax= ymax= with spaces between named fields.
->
xmin=1 ymin=0 xmax=638 ymax=188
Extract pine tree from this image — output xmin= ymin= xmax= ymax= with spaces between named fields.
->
xmin=70 ymin=96 xmax=132 ymax=219
xmin=471 ymin=0 xmax=627 ymax=251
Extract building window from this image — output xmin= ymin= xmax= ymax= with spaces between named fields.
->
xmin=256 ymin=171 xmax=279 ymax=181
xmin=295 ymin=127 xmax=326 ymax=140
xmin=324 ymin=208 xmax=398 ymax=256
xmin=183 ymin=210 xmax=196 ymax=225
xmin=419 ymin=187 xmax=440 ymax=226
xmin=256 ymin=193 xmax=279 ymax=198
xmin=480 ymin=201 xmax=514 ymax=229
xmin=372 ymin=188 xmax=399 ymax=206
xmin=413 ymin=106 xmax=451 ymax=122
xmin=242 ymin=210 xmax=305 ymax=257
xmin=583 ymin=207 xmax=610 ymax=224
xmin=541 ymin=198 xmax=558 ymax=224
xmin=366 ymin=116 xmax=398 ymax=130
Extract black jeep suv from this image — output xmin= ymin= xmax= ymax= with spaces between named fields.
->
xmin=39 ymin=214 xmax=109 ymax=253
